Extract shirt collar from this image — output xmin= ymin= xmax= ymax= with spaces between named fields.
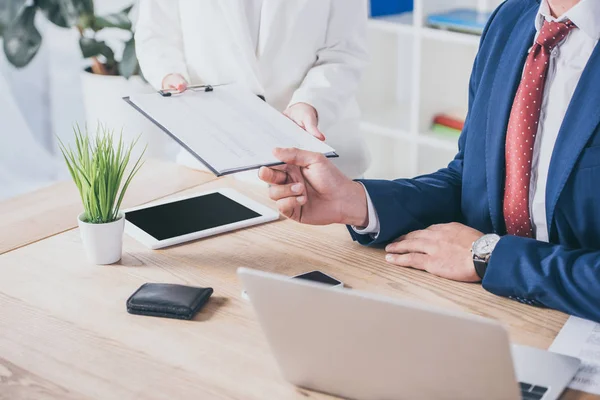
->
xmin=536 ymin=0 xmax=600 ymax=41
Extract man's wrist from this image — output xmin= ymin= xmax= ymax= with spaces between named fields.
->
xmin=340 ymin=181 xmax=369 ymax=227
xmin=471 ymin=234 xmax=501 ymax=280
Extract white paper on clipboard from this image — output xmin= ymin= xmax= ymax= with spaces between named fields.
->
xmin=124 ymin=84 xmax=337 ymax=176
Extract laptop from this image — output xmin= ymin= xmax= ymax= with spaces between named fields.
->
xmin=238 ymin=268 xmax=580 ymax=400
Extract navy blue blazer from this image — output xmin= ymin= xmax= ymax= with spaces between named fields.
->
xmin=350 ymin=0 xmax=600 ymax=322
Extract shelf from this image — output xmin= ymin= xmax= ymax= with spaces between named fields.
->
xmin=418 ymin=131 xmax=459 ymax=152
xmin=363 ymin=133 xmax=414 ymax=180
xmin=358 ymin=107 xmax=460 ymax=153
xmin=368 ymin=13 xmax=414 ymax=35
xmin=419 ymin=27 xmax=481 ymax=46
xmin=359 ymin=103 xmax=412 ymax=138
xmin=360 ymin=3 xmax=481 ymax=178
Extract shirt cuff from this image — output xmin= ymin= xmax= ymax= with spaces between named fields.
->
xmin=351 ymin=183 xmax=380 ymax=236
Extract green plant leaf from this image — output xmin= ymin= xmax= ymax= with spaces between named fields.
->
xmin=36 ymin=0 xmax=69 ymax=28
xmin=118 ymin=37 xmax=138 ymax=79
xmin=58 ymin=124 xmax=146 ymax=224
xmin=121 ymin=5 xmax=134 ymax=14
xmin=94 ymin=8 xmax=132 ymax=31
xmin=3 ymin=5 xmax=42 ymax=68
xmin=79 ymin=36 xmax=115 ymax=65
xmin=55 ymin=0 xmax=94 ymax=28
xmin=0 ymin=0 xmax=27 ymax=37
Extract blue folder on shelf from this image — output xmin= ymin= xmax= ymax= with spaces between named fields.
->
xmin=370 ymin=0 xmax=413 ymax=17
xmin=426 ymin=9 xmax=491 ymax=35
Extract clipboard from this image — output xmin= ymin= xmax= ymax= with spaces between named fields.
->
xmin=123 ymin=84 xmax=338 ymax=177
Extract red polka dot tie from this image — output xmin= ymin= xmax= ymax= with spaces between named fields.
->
xmin=503 ymin=19 xmax=576 ymax=238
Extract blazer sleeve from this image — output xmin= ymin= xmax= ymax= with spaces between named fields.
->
xmin=135 ymin=0 xmax=190 ymax=90
xmin=288 ymin=0 xmax=369 ymax=129
xmin=484 ymin=236 xmax=600 ymax=322
xmin=347 ymin=2 xmax=505 ymax=247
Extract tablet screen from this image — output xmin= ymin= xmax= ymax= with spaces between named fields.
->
xmin=125 ymin=193 xmax=261 ymax=241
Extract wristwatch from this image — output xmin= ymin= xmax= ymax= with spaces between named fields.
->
xmin=471 ymin=234 xmax=501 ymax=280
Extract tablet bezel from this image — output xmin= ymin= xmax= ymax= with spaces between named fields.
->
xmin=123 ymin=188 xmax=279 ymax=249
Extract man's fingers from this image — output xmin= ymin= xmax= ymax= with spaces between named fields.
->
xmin=276 ymin=197 xmax=305 ymax=220
xmin=385 ymin=239 xmax=436 ymax=255
xmin=269 ymin=182 xmax=305 ymax=201
xmin=273 ymin=147 xmax=325 ymax=167
xmin=258 ymin=166 xmax=288 ymax=185
xmin=394 ymin=229 xmax=438 ymax=243
xmin=305 ymin=123 xmax=326 ymax=141
xmin=385 ymin=253 xmax=428 ymax=270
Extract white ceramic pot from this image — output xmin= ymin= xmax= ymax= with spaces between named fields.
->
xmin=78 ymin=212 xmax=125 ymax=265
xmin=80 ymin=70 xmax=178 ymax=161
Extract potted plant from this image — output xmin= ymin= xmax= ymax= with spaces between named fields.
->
xmin=0 ymin=0 xmax=167 ymax=160
xmin=0 ymin=0 xmax=139 ymax=74
xmin=59 ymin=124 xmax=145 ymax=265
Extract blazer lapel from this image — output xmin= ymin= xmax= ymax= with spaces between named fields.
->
xmin=546 ymin=43 xmax=600 ymax=240
xmin=218 ymin=1 xmax=263 ymax=90
xmin=485 ymin=13 xmax=537 ymax=234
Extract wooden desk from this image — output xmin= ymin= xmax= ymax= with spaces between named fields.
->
xmin=0 ymin=159 xmax=216 ymax=255
xmin=0 ymin=177 xmax=595 ymax=399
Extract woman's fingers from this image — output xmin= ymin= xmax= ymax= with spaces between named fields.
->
xmin=284 ymin=103 xmax=326 ymax=141
xmin=305 ymin=122 xmax=326 ymax=141
xmin=161 ymin=73 xmax=188 ymax=93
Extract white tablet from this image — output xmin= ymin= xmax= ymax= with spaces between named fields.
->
xmin=124 ymin=188 xmax=279 ymax=249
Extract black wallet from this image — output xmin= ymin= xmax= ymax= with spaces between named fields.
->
xmin=126 ymin=283 xmax=213 ymax=320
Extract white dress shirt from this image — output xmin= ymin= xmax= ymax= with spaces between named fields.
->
xmin=355 ymin=0 xmax=600 ymax=241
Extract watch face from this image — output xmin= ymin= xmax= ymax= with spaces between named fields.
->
xmin=473 ymin=234 xmax=500 ymax=257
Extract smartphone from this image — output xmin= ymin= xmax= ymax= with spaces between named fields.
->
xmin=241 ymin=270 xmax=343 ymax=300
xmin=291 ymin=270 xmax=343 ymax=288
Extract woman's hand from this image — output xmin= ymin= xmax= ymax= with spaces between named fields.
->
xmin=161 ymin=73 xmax=188 ymax=93
xmin=284 ymin=103 xmax=326 ymax=141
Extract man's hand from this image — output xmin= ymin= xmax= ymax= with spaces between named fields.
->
xmin=385 ymin=223 xmax=484 ymax=282
xmin=162 ymin=73 xmax=188 ymax=93
xmin=283 ymin=103 xmax=326 ymax=141
xmin=259 ymin=148 xmax=368 ymax=226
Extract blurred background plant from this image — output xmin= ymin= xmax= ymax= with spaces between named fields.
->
xmin=0 ymin=0 xmax=139 ymax=78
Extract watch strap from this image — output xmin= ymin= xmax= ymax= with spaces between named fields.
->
xmin=473 ymin=258 xmax=488 ymax=280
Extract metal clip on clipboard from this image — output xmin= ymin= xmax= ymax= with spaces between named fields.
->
xmin=158 ymin=84 xmax=214 ymax=97
xmin=158 ymin=84 xmax=266 ymax=102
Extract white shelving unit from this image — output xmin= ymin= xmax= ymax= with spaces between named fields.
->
xmin=360 ymin=0 xmax=502 ymax=179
